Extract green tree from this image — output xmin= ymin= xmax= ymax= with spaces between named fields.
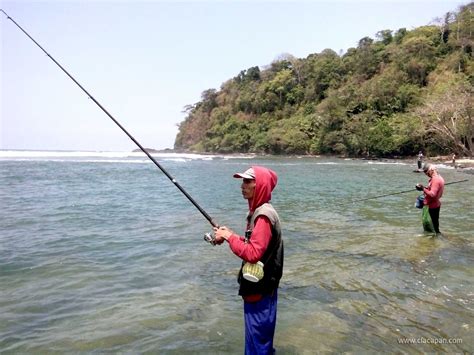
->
xmin=175 ymin=3 xmax=472 ymax=157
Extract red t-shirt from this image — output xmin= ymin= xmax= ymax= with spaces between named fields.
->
xmin=423 ymin=174 xmax=445 ymax=209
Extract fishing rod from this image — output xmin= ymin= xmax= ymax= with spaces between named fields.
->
xmin=343 ymin=179 xmax=469 ymax=205
xmin=1 ymin=9 xmax=219 ymax=234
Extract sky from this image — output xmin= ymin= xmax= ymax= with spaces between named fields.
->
xmin=0 ymin=0 xmax=467 ymax=152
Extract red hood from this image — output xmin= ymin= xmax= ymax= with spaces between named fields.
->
xmin=248 ymin=166 xmax=278 ymax=213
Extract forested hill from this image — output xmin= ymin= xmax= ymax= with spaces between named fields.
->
xmin=174 ymin=3 xmax=473 ymax=157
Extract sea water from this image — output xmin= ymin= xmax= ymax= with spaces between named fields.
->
xmin=1 ymin=151 xmax=473 ymax=353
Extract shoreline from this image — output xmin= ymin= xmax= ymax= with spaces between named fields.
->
xmin=3 ymin=149 xmax=474 ymax=169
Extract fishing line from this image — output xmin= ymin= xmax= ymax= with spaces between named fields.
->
xmin=342 ymin=179 xmax=469 ymax=205
xmin=1 ymin=9 xmax=218 ymax=229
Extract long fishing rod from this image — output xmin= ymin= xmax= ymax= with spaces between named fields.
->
xmin=1 ymin=9 xmax=219 ymax=230
xmin=344 ymin=179 xmax=469 ymax=205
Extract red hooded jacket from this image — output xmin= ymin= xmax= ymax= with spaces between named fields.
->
xmin=228 ymin=166 xmax=278 ymax=263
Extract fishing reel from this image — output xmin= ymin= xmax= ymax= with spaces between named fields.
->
xmin=204 ymin=232 xmax=216 ymax=245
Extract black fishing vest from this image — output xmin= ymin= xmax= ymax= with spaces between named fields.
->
xmin=238 ymin=203 xmax=284 ymax=296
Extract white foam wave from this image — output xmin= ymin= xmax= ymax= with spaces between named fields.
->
xmin=0 ymin=150 xmax=132 ymax=158
xmin=0 ymin=150 xmax=255 ymax=162
xmin=366 ymin=161 xmax=410 ymax=166
xmin=1 ymin=158 xmax=150 ymax=164
xmin=435 ymin=164 xmax=456 ymax=170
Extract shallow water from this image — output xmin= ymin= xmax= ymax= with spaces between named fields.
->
xmin=1 ymin=152 xmax=473 ymax=353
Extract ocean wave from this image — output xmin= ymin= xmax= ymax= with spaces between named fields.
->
xmin=366 ymin=161 xmax=410 ymax=166
xmin=0 ymin=150 xmax=255 ymax=162
xmin=435 ymin=163 xmax=457 ymax=170
xmin=0 ymin=158 xmax=150 ymax=164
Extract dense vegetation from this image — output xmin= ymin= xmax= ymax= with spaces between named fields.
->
xmin=175 ymin=3 xmax=473 ymax=157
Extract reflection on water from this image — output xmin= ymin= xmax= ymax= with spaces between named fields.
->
xmin=0 ymin=156 xmax=473 ymax=352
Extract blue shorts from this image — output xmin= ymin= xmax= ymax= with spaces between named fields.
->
xmin=244 ymin=290 xmax=278 ymax=355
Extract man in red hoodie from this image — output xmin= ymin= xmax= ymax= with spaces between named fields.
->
xmin=416 ymin=163 xmax=445 ymax=234
xmin=214 ymin=166 xmax=284 ymax=355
